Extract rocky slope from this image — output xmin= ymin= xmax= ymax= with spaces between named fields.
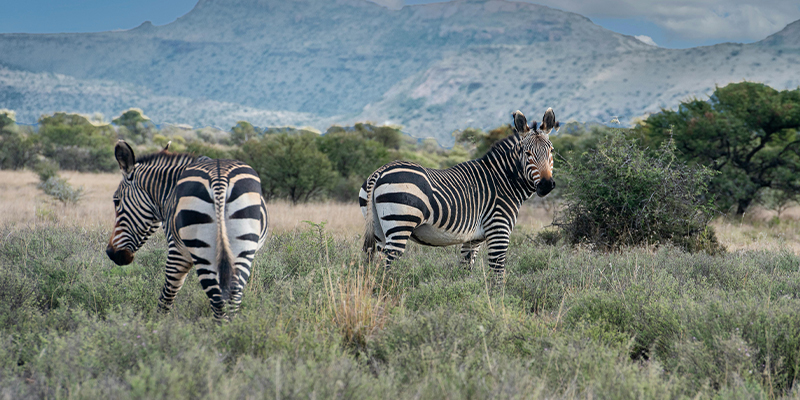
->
xmin=0 ymin=0 xmax=797 ymax=144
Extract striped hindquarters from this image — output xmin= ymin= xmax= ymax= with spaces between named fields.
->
xmin=173 ymin=160 xmax=267 ymax=301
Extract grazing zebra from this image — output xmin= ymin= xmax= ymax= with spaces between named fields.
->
xmin=359 ymin=108 xmax=558 ymax=280
xmin=105 ymin=141 xmax=268 ymax=321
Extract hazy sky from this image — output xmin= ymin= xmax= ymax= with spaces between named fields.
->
xmin=1 ymin=0 xmax=798 ymax=49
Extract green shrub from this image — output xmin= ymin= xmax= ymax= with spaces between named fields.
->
xmin=555 ymin=133 xmax=721 ymax=252
xmin=38 ymin=176 xmax=84 ymax=204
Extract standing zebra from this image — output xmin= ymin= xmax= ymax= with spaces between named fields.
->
xmin=359 ymin=108 xmax=558 ymax=279
xmin=105 ymin=141 xmax=268 ymax=321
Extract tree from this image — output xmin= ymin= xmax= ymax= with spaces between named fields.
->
xmin=317 ymin=130 xmax=391 ymax=179
xmin=0 ymin=109 xmax=38 ymax=169
xmin=454 ymin=125 xmax=514 ymax=158
xmin=38 ymin=112 xmax=117 ymax=171
xmin=240 ymin=132 xmax=336 ymax=204
xmin=230 ymin=121 xmax=261 ymax=145
xmin=113 ymin=108 xmax=156 ymax=145
xmin=317 ymin=129 xmax=393 ymax=202
xmin=635 ymin=82 xmax=800 ymax=214
xmin=352 ymin=123 xmax=403 ymax=150
xmin=0 ymin=109 xmax=15 ymax=134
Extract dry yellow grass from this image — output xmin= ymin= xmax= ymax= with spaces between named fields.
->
xmin=3 ymin=170 xmax=799 ymax=253
xmin=0 ymin=170 xmax=118 ymax=229
xmin=0 ymin=170 xmax=555 ymax=237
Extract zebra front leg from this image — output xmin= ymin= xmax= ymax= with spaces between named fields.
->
xmin=459 ymin=240 xmax=483 ymax=270
xmin=158 ymin=245 xmax=193 ymax=314
xmin=485 ymin=229 xmax=511 ymax=286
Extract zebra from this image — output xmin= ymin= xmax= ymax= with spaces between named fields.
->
xmin=359 ymin=108 xmax=558 ymax=280
xmin=105 ymin=141 xmax=268 ymax=321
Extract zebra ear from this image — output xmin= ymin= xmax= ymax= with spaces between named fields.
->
xmin=163 ymin=141 xmax=171 ymax=151
xmin=115 ymin=140 xmax=136 ymax=178
xmin=540 ymin=107 xmax=558 ymax=133
xmin=512 ymin=110 xmax=529 ymax=134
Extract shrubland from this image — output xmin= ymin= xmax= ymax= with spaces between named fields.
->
xmin=2 ymin=221 xmax=800 ymax=398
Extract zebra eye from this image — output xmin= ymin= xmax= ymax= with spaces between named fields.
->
xmin=113 ymin=198 xmax=120 ymax=207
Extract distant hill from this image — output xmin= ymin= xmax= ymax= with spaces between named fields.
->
xmin=0 ymin=0 xmax=798 ymax=144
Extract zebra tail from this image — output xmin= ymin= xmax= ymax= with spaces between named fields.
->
xmin=214 ymin=181 xmax=235 ymax=301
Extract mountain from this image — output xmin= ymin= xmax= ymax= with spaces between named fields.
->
xmin=0 ymin=0 xmax=798 ymax=144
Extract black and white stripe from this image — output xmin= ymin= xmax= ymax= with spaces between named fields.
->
xmin=359 ymin=109 xmax=558 ymax=279
xmin=106 ymin=141 xmax=268 ymax=321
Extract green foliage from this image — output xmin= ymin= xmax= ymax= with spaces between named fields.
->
xmin=113 ymin=108 xmax=156 ymax=145
xmin=0 ymin=109 xmax=39 ymax=169
xmin=33 ymin=158 xmax=59 ymax=181
xmin=635 ymin=82 xmax=800 ymax=214
xmin=37 ymin=176 xmax=85 ymax=205
xmin=758 ymin=187 xmax=798 ymax=219
xmin=455 ymin=124 xmax=514 ymax=158
xmin=33 ymin=159 xmax=84 ymax=204
xmin=0 ymin=109 xmax=16 ymax=133
xmin=184 ymin=140 xmax=232 ymax=160
xmin=556 ymin=133 xmax=720 ymax=252
xmin=240 ymin=132 xmax=337 ymax=203
xmin=38 ymin=112 xmax=118 ymax=172
xmin=349 ymin=123 xmax=403 ymax=150
xmin=2 ymin=225 xmax=800 ymax=398
xmin=229 ymin=120 xmax=262 ymax=145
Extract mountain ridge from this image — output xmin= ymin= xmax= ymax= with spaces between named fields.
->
xmin=0 ymin=0 xmax=797 ymax=144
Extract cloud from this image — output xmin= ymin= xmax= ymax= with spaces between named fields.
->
xmin=634 ymin=35 xmax=658 ymax=46
xmin=527 ymin=0 xmax=800 ymax=42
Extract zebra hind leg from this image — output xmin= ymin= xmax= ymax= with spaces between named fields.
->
xmin=459 ymin=241 xmax=483 ymax=271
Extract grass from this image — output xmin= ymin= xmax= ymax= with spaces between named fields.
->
xmin=3 ymin=171 xmax=800 ymax=398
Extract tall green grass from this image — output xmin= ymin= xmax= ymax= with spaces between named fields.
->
xmin=2 ymin=224 xmax=800 ymax=398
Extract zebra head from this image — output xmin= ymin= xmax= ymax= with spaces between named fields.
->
xmin=106 ymin=140 xmax=163 ymax=266
xmin=513 ymin=108 xmax=558 ymax=197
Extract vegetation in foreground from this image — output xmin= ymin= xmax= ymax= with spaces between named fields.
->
xmin=3 ymin=223 xmax=800 ymax=398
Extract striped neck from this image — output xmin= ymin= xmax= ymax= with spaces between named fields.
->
xmin=479 ymin=134 xmax=537 ymax=204
xmin=132 ymin=152 xmax=198 ymax=221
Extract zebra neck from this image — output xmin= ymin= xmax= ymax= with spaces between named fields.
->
xmin=479 ymin=137 xmax=536 ymax=205
xmin=136 ymin=159 xmax=195 ymax=222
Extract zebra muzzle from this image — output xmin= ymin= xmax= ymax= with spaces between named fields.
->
xmin=536 ymin=178 xmax=555 ymax=197
xmin=106 ymin=245 xmax=135 ymax=266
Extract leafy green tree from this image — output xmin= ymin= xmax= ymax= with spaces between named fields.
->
xmin=351 ymin=123 xmax=403 ymax=150
xmin=317 ymin=129 xmax=393 ymax=201
xmin=0 ymin=110 xmax=39 ymax=169
xmin=0 ymin=109 xmax=15 ymax=134
xmin=455 ymin=125 xmax=514 ymax=158
xmin=230 ymin=121 xmax=261 ymax=145
xmin=240 ymin=132 xmax=336 ymax=204
xmin=636 ymin=82 xmax=800 ymax=214
xmin=38 ymin=112 xmax=117 ymax=171
xmin=113 ymin=108 xmax=156 ymax=145
xmin=317 ymin=130 xmax=391 ymax=179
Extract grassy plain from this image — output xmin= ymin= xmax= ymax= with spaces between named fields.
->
xmin=2 ymin=170 xmax=800 ymax=398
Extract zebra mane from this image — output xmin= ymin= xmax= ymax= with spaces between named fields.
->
xmin=135 ymin=151 xmax=198 ymax=166
xmin=481 ymin=133 xmax=522 ymax=160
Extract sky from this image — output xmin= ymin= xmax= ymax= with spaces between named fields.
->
xmin=0 ymin=0 xmax=798 ymax=49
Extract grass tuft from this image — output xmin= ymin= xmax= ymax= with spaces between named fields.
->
xmin=326 ymin=262 xmax=392 ymax=351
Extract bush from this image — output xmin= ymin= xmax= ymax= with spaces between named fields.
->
xmin=38 ymin=176 xmax=84 ymax=205
xmin=239 ymin=132 xmax=336 ymax=203
xmin=555 ymin=133 xmax=721 ymax=252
